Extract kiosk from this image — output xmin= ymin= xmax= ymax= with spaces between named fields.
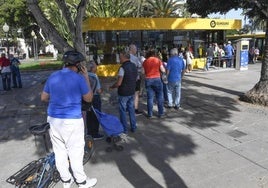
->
xmin=235 ymin=38 xmax=249 ymax=70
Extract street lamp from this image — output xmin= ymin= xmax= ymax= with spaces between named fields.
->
xmin=2 ymin=23 xmax=10 ymax=56
xmin=116 ymin=32 xmax=120 ymax=51
xmin=31 ymin=30 xmax=38 ymax=61
xmin=116 ymin=32 xmax=120 ymax=63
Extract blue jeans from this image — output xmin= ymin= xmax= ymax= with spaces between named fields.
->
xmin=1 ymin=72 xmax=11 ymax=90
xmin=11 ymin=66 xmax=22 ymax=88
xmin=227 ymin=56 xmax=233 ymax=67
xmin=145 ymin=78 xmax=164 ymax=116
xmin=118 ymin=95 xmax=136 ymax=133
xmin=206 ymin=56 xmax=213 ymax=70
xmin=167 ymin=81 xmax=182 ymax=107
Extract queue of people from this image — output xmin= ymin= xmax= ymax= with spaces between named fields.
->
xmin=0 ymin=53 xmax=22 ymax=91
xmin=205 ymin=41 xmax=235 ymax=70
xmin=40 ymin=42 xmax=244 ymax=187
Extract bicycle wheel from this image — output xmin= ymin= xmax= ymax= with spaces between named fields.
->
xmin=83 ymin=135 xmax=94 ymax=164
xmin=34 ymin=153 xmax=57 ymax=188
xmin=52 ymin=169 xmax=61 ymax=183
xmin=6 ymin=158 xmax=44 ymax=188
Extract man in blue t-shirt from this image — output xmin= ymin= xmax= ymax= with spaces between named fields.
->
xmin=225 ymin=41 xmax=234 ymax=67
xmin=41 ymin=51 xmax=97 ymax=188
xmin=166 ymin=48 xmax=185 ymax=109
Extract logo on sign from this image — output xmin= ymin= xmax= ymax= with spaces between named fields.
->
xmin=210 ymin=20 xmax=216 ymax=28
xmin=210 ymin=20 xmax=229 ymax=28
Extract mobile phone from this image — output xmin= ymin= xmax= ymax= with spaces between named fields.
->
xmin=77 ymin=63 xmax=82 ymax=72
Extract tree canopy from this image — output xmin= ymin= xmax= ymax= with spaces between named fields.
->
xmin=26 ymin=0 xmax=88 ymax=55
xmin=186 ymin=0 xmax=267 ymax=19
xmin=0 ymin=0 xmax=34 ymax=39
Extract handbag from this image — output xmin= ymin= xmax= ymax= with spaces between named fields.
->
xmin=159 ymin=61 xmax=168 ymax=84
xmin=160 ymin=72 xmax=168 ymax=84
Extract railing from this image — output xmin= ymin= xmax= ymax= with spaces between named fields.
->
xmin=210 ymin=56 xmax=236 ymax=68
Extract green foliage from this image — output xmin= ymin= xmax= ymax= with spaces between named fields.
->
xmin=87 ymin=0 xmax=137 ymax=17
xmin=20 ymin=60 xmax=63 ymax=71
xmin=146 ymin=0 xmax=184 ymax=17
xmin=226 ymin=30 xmax=239 ymax=36
xmin=39 ymin=0 xmax=81 ymax=46
xmin=186 ymin=0 xmax=268 ymax=20
xmin=0 ymin=0 xmax=34 ymax=37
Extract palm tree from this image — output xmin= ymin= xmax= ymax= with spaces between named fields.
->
xmin=146 ymin=0 xmax=185 ymax=17
xmin=86 ymin=0 xmax=140 ymax=63
xmin=87 ymin=0 xmax=137 ymax=17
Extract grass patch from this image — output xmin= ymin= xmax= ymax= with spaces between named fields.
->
xmin=20 ymin=60 xmax=63 ymax=71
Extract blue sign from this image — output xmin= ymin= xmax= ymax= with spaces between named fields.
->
xmin=240 ymin=50 xmax=248 ymax=67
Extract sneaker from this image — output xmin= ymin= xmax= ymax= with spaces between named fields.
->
xmin=135 ymin=109 xmax=143 ymax=115
xmin=146 ymin=115 xmax=153 ymax=119
xmin=130 ymin=127 xmax=137 ymax=133
xmin=92 ymin=134 xmax=104 ymax=141
xmin=174 ymin=106 xmax=180 ymax=110
xmin=78 ymin=178 xmax=97 ymax=188
xmin=63 ymin=178 xmax=74 ymax=188
xmin=158 ymin=114 xmax=167 ymax=119
xmin=164 ymin=104 xmax=172 ymax=109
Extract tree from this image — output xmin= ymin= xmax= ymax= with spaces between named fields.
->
xmin=26 ymin=0 xmax=88 ymax=55
xmin=0 ymin=0 xmax=35 ymax=48
xmin=38 ymin=1 xmax=77 ymax=45
xmin=146 ymin=0 xmax=184 ymax=17
xmin=87 ymin=0 xmax=137 ymax=17
xmin=186 ymin=0 xmax=268 ymax=106
xmin=0 ymin=0 xmax=34 ymax=32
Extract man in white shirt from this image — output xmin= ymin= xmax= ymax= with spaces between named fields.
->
xmin=129 ymin=44 xmax=143 ymax=115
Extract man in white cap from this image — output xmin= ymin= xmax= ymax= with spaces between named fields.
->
xmin=225 ymin=41 xmax=234 ymax=68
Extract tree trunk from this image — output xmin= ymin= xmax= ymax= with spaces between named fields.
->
xmin=26 ymin=0 xmax=88 ymax=56
xmin=240 ymin=19 xmax=268 ymax=106
xmin=27 ymin=0 xmax=72 ymax=53
xmin=241 ymin=80 xmax=268 ymax=106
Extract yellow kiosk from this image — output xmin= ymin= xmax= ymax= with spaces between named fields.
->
xmin=82 ymin=18 xmax=242 ymax=76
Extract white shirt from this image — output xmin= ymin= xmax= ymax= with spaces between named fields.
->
xmin=130 ymin=54 xmax=142 ymax=80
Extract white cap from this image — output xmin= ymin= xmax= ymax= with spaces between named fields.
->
xmin=228 ymin=41 xmax=231 ymax=44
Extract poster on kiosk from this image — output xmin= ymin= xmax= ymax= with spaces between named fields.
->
xmin=235 ymin=39 xmax=249 ymax=70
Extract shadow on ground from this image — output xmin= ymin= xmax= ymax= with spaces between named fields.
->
xmin=1 ymin=71 xmax=242 ymax=187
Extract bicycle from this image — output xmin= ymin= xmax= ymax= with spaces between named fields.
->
xmin=6 ymin=122 xmax=94 ymax=188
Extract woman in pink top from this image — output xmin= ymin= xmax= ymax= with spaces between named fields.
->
xmin=0 ymin=53 xmax=11 ymax=91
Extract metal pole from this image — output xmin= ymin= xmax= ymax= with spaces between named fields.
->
xmin=34 ymin=36 xmax=38 ymax=61
xmin=34 ymin=37 xmax=36 ymax=60
xmin=6 ymin=33 xmax=9 ymax=56
xmin=32 ymin=37 xmax=34 ymax=60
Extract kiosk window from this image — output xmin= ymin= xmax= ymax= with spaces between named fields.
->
xmin=242 ymin=45 xmax=248 ymax=50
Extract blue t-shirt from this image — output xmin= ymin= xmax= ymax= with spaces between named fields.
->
xmin=43 ymin=68 xmax=90 ymax=119
xmin=225 ymin=44 xmax=234 ymax=57
xmin=166 ymin=56 xmax=185 ymax=83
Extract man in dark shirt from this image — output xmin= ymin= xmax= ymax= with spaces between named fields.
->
xmin=110 ymin=49 xmax=138 ymax=133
